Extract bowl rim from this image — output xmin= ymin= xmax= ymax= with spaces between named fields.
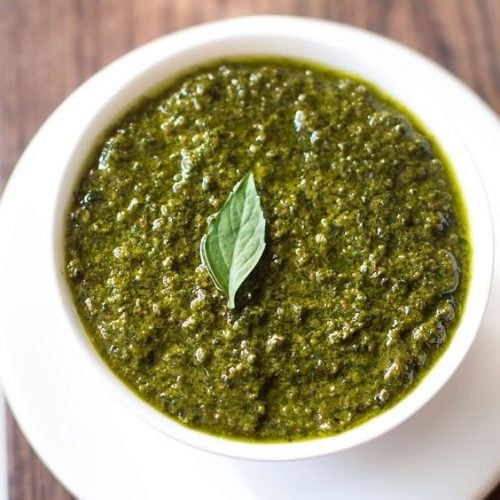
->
xmin=51 ymin=15 xmax=494 ymax=461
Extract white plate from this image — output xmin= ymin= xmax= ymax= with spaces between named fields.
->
xmin=1 ymin=17 xmax=499 ymax=500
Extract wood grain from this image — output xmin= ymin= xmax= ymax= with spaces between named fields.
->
xmin=1 ymin=0 xmax=498 ymax=498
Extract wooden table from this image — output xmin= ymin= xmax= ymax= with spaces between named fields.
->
xmin=1 ymin=1 xmax=499 ymax=498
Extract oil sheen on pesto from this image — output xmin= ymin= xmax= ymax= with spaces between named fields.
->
xmin=65 ymin=58 xmax=470 ymax=442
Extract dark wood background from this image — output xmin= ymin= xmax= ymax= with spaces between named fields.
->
xmin=1 ymin=0 xmax=499 ymax=498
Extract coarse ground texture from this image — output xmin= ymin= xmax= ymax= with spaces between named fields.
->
xmin=66 ymin=58 xmax=469 ymax=441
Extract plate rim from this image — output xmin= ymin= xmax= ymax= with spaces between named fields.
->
xmin=1 ymin=15 xmax=499 ymax=498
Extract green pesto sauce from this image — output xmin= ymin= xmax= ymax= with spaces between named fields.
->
xmin=65 ymin=58 xmax=470 ymax=442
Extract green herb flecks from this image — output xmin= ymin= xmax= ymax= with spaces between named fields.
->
xmin=200 ymin=172 xmax=266 ymax=309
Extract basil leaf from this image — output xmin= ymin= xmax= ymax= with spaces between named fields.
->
xmin=200 ymin=172 xmax=266 ymax=309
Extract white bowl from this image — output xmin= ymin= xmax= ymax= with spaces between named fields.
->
xmin=52 ymin=16 xmax=494 ymax=461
